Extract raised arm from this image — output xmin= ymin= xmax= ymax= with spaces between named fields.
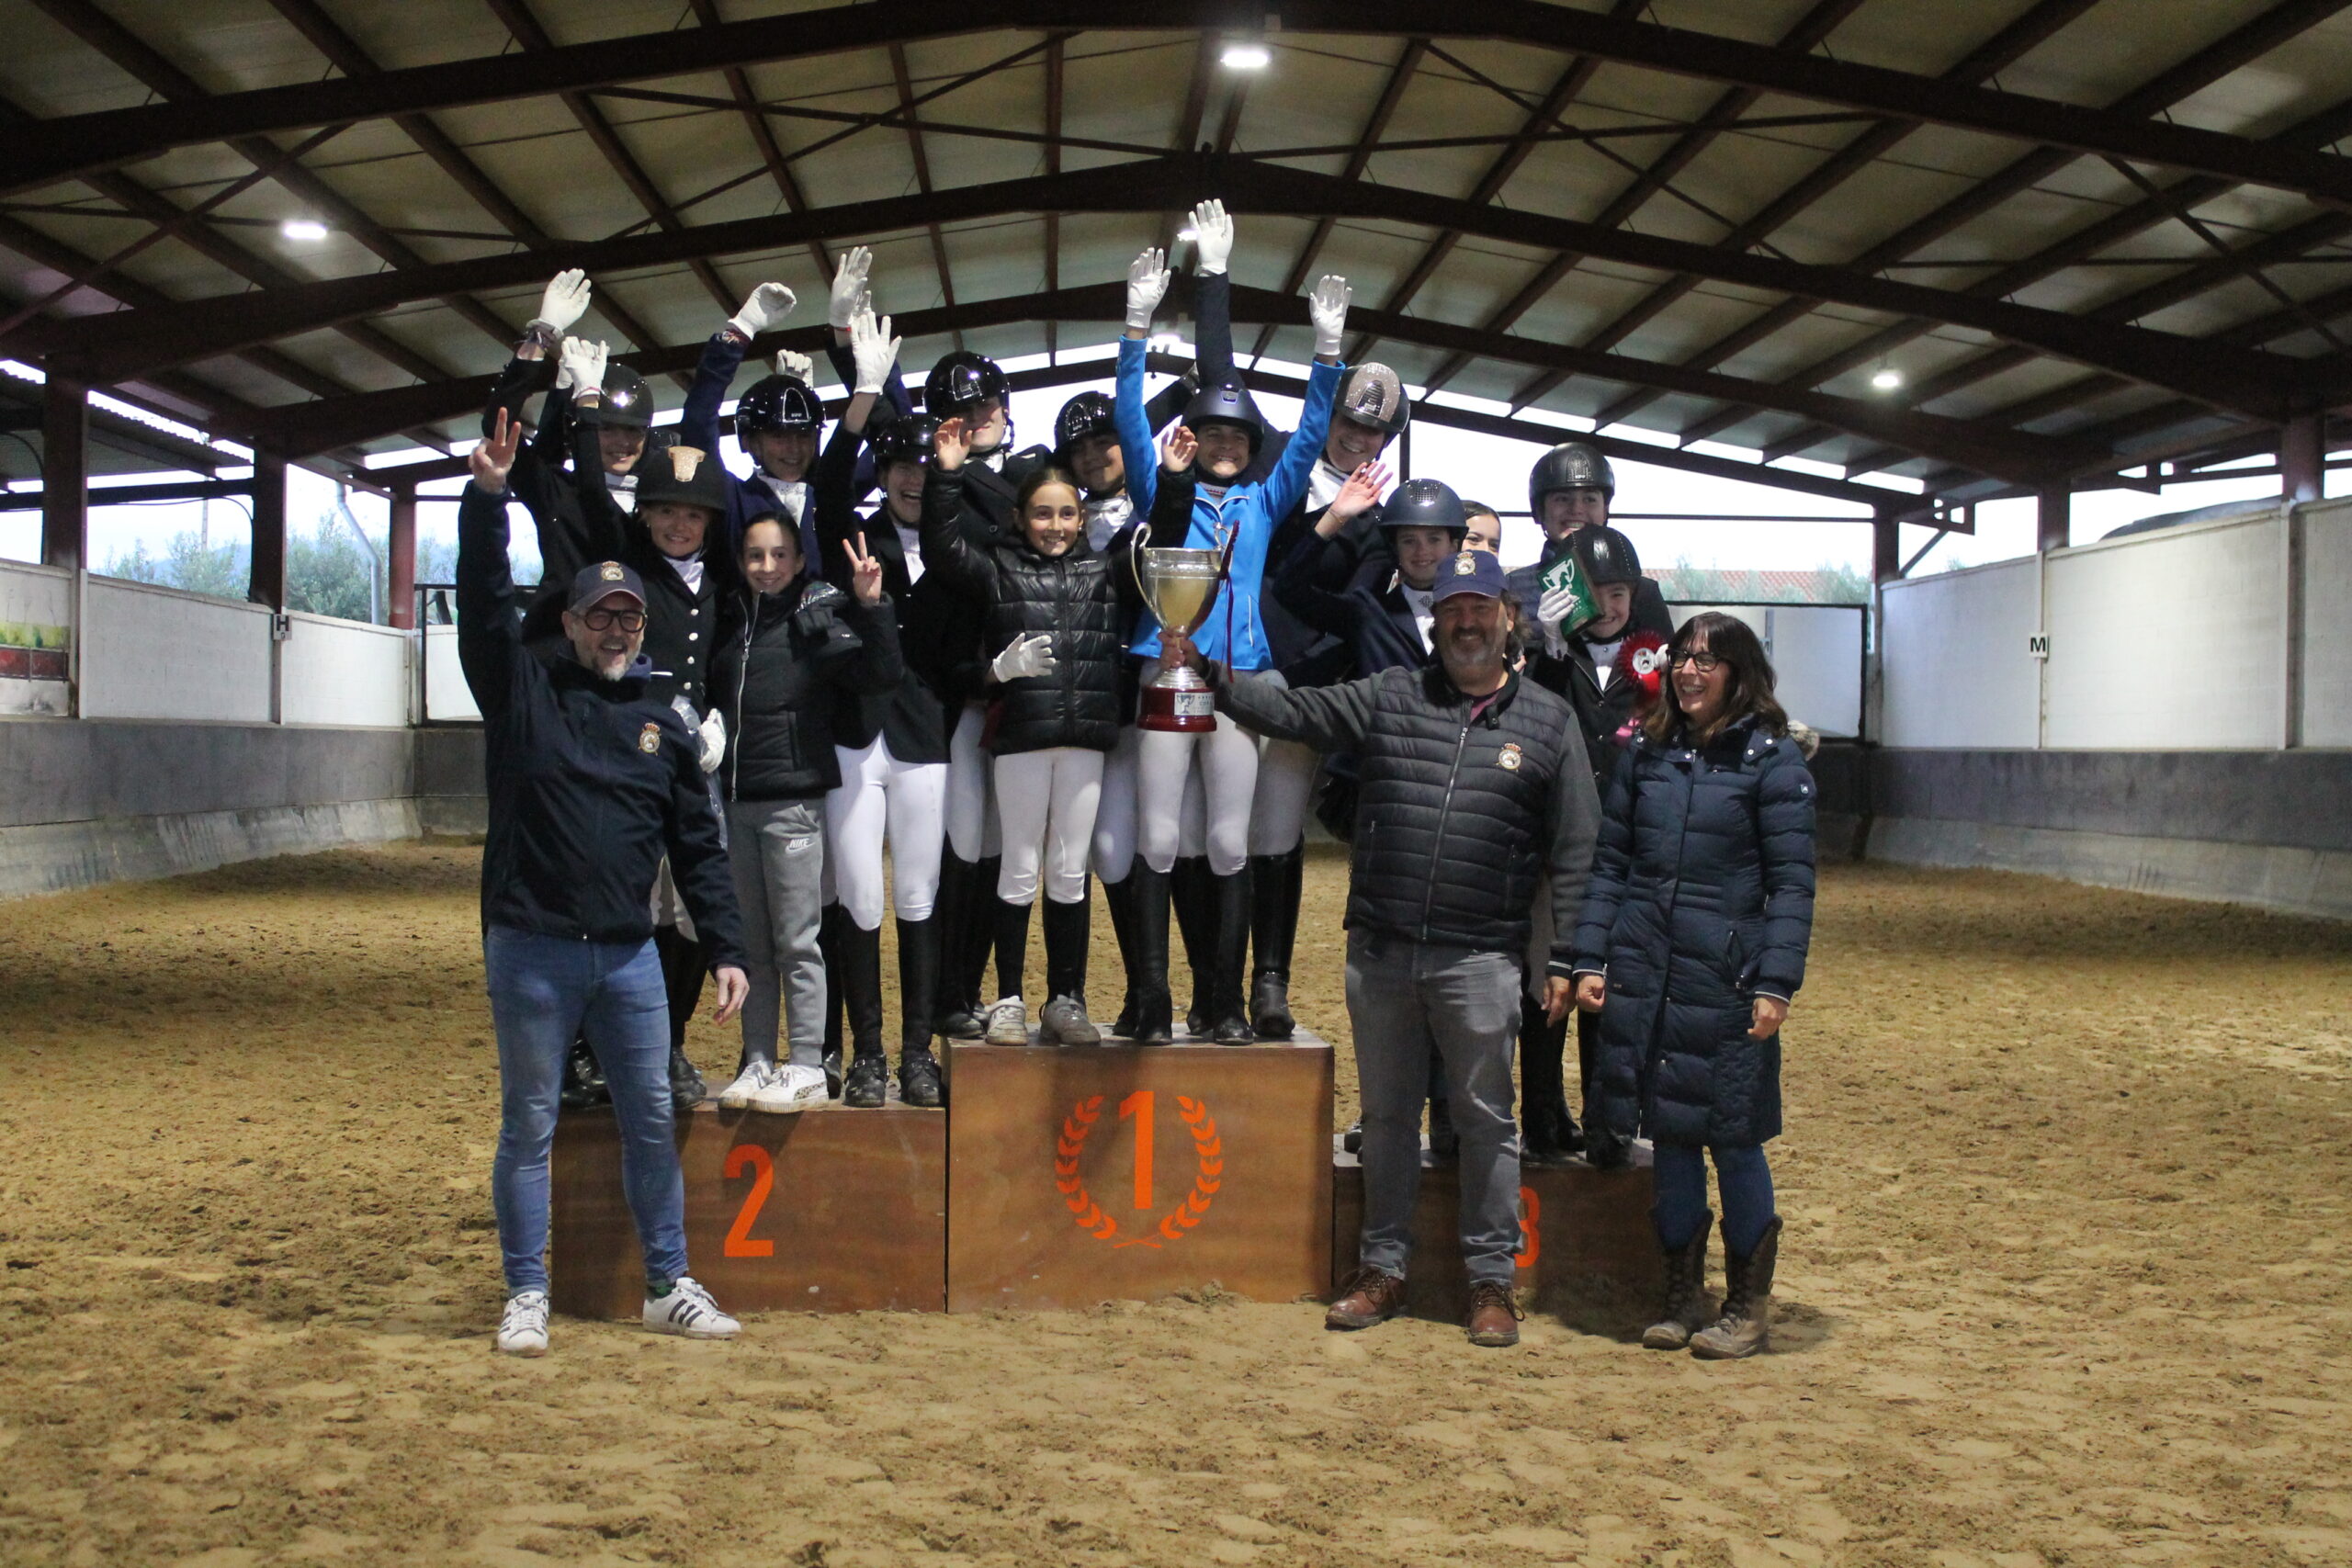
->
xmin=916 ymin=421 xmax=996 ymax=597
xmin=1190 ymin=199 xmax=1235 ymax=381
xmin=1255 ymin=276 xmax=1351 ymax=523
xmin=1214 ymin=665 xmax=1379 ymax=754
xmin=1115 ymin=247 xmax=1174 ymax=518
xmin=456 ymin=412 xmax=526 ymax=716
xmin=827 ymin=535 xmax=906 ymax=694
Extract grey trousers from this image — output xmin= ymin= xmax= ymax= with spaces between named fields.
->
xmin=1345 ymin=931 xmax=1523 ymax=1285
xmin=726 ymin=798 xmax=828 ymax=1068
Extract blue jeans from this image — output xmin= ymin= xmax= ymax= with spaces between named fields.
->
xmin=1652 ymin=1143 xmax=1776 ymax=1258
xmin=483 ymin=924 xmax=689 ymax=1294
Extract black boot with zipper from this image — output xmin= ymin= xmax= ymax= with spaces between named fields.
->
xmin=838 ymin=918 xmax=889 ymax=1108
xmin=895 ymin=915 xmax=944 ymax=1108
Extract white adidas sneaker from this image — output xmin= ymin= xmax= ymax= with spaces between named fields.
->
xmin=644 ymin=1276 xmax=739 ymax=1339
xmin=750 ymin=1062 xmax=829 ymax=1113
xmin=984 ymin=995 xmax=1029 ymax=1045
xmin=717 ymin=1060 xmax=774 ymax=1111
xmin=495 ymin=1290 xmax=549 ymax=1357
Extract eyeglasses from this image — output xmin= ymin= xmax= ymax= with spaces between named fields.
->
xmin=581 ymin=608 xmax=646 ymax=632
xmin=1669 ymin=651 xmax=1724 ymax=672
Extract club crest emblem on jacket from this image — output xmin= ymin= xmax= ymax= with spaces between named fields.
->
xmin=1498 ymin=742 xmax=1524 ymax=772
xmin=639 ymin=722 xmax=662 ymax=754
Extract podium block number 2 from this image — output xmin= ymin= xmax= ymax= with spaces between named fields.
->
xmin=724 ymin=1145 xmax=776 ymax=1258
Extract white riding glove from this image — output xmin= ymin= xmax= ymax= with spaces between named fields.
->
xmin=1536 ymin=584 xmax=1581 ymax=657
xmin=990 ymin=632 xmax=1057 ymax=683
xmin=1191 ymin=199 xmax=1232 ymax=276
xmin=1125 ymin=247 xmax=1170 ymax=333
xmin=774 ymin=347 xmax=814 ymax=384
xmin=529 ymin=268 xmax=592 ymax=337
xmin=848 ymin=310 xmax=899 ymax=396
xmin=1308 ymin=274 xmax=1352 ymax=361
xmin=829 ymin=246 xmax=874 ymax=330
xmin=728 ymin=281 xmax=796 ymax=341
xmin=697 ymin=708 xmax=727 ymax=774
xmin=560 ymin=336 xmax=608 ymax=400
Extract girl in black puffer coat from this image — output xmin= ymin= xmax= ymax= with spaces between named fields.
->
xmin=709 ymin=514 xmax=902 ymax=1114
xmin=1571 ymin=611 xmax=1815 ymax=1361
xmin=921 ymin=416 xmax=1193 ymax=1046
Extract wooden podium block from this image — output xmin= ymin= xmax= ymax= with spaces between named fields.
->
xmin=946 ymin=1035 xmax=1334 ymax=1310
xmin=548 ymin=1099 xmax=945 ymax=1319
xmin=1330 ymin=1144 xmax=1663 ymax=1323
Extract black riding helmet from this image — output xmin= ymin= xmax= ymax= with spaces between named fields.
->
xmin=1053 ymin=390 xmax=1117 ymax=459
xmin=1527 ymin=441 xmax=1614 ymax=517
xmin=923 ymin=351 xmax=1010 ymax=417
xmin=1183 ymin=376 xmax=1264 ymax=456
xmin=736 ymin=374 xmax=822 ymax=434
xmin=866 ymin=413 xmax=943 ymax=470
xmin=1379 ymin=478 xmax=1467 ymax=541
xmin=1573 ymin=525 xmax=1644 ymax=587
xmin=600 ymin=364 xmax=653 ymax=431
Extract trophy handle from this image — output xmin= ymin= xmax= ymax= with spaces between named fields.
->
xmin=1124 ymin=527 xmax=1152 ymax=618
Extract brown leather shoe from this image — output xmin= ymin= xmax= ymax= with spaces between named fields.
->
xmin=1465 ymin=1280 xmax=1523 ymax=1348
xmin=1326 ymin=1265 xmax=1406 ymax=1330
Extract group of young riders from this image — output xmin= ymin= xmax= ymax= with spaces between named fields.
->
xmin=482 ymin=202 xmax=1676 ymax=1167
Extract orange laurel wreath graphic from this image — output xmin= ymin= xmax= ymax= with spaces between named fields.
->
xmin=1053 ymin=1093 xmax=1223 ymax=1248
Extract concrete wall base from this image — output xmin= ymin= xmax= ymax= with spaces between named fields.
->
xmin=1869 ymin=816 xmax=2352 ymax=921
xmin=0 ymin=798 xmax=422 ymax=901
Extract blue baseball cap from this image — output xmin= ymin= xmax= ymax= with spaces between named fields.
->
xmin=567 ymin=559 xmax=647 ymax=615
xmin=1430 ymin=548 xmax=1508 ymax=604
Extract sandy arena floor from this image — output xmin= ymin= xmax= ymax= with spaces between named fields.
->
xmin=2 ymin=843 xmax=2350 ymax=1567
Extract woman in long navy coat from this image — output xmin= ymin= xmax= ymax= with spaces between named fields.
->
xmin=1571 ymin=612 xmax=1815 ymax=1359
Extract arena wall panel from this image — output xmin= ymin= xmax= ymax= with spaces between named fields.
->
xmin=280 ymin=613 xmax=412 ymax=728
xmin=79 ymin=576 xmax=273 ymax=723
xmin=1673 ymin=604 xmax=1863 ymax=739
xmin=1876 ymin=558 xmax=2041 ymax=750
xmin=2042 ymin=513 xmax=2287 ymax=750
xmin=2301 ymin=500 xmax=2352 ymax=748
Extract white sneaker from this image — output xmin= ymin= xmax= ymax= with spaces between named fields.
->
xmin=984 ymin=995 xmax=1029 ymax=1044
xmin=750 ymin=1062 xmax=829 ymax=1113
xmin=718 ymin=1059 xmax=774 ymax=1111
xmin=496 ymin=1290 xmax=549 ymax=1357
xmin=644 ymin=1276 xmax=739 ymax=1339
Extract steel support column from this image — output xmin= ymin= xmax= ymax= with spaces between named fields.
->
xmin=2281 ymin=411 xmax=2326 ymax=502
xmin=1871 ymin=507 xmax=1900 ymax=584
xmin=388 ymin=480 xmax=418 ymax=630
xmin=2037 ymin=486 xmax=2071 ymax=552
xmin=40 ymin=374 xmax=85 ymax=571
xmin=250 ymin=453 xmax=287 ymax=609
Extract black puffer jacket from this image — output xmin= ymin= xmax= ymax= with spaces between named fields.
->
xmin=1571 ymin=717 xmax=1816 ymax=1147
xmin=1217 ymin=663 xmax=1599 ymax=961
xmin=713 ymin=577 xmax=902 ymax=803
xmin=920 ymin=465 xmax=1185 ymax=756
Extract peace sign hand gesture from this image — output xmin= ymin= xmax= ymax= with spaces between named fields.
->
xmin=470 ymin=408 xmax=522 ymax=493
xmin=844 ymin=532 xmax=886 ymax=604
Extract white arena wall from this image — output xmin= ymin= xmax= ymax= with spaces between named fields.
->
xmin=1870 ymin=499 xmax=2352 ymax=919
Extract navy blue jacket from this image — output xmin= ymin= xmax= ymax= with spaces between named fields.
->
xmin=1570 ymin=717 xmax=1816 ymax=1147
xmin=1272 ymin=527 xmax=1431 ymax=679
xmin=456 ymin=481 xmax=746 ymax=970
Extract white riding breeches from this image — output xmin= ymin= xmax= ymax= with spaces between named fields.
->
xmin=824 ymin=735 xmax=949 ymax=931
xmin=1247 ymin=671 xmax=1318 ymax=856
xmin=1136 ymin=660 xmax=1259 ymax=876
xmin=945 ymin=703 xmax=1001 ymax=863
xmin=992 ymin=746 xmax=1105 ymax=908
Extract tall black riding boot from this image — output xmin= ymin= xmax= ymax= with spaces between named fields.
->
xmin=651 ymin=925 xmax=708 ymax=1111
xmin=984 ymin=896 xmax=1035 ymax=1043
xmin=895 ymin=915 xmax=944 ymax=1108
xmin=1171 ymin=855 xmax=1214 ymax=1037
xmin=838 ymin=919 xmax=889 ymax=1108
xmin=1126 ymin=864 xmax=1175 ymax=1044
xmin=933 ymin=852 xmax=987 ymax=1040
xmin=1206 ymin=866 xmax=1254 ymax=1044
xmin=1248 ymin=846 xmax=1303 ymax=1039
xmin=817 ymin=903 xmax=847 ymax=1097
xmin=1101 ymin=873 xmax=1144 ymax=1039
xmin=1521 ymin=1007 xmax=1581 ymax=1166
xmin=1038 ymin=896 xmax=1102 ymax=1045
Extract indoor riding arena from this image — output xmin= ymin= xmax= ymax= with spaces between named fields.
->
xmin=5 ymin=4 xmax=2352 ymax=1566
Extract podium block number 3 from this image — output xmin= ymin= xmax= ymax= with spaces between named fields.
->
xmin=724 ymin=1145 xmax=776 ymax=1258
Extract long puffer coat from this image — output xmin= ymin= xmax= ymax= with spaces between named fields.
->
xmin=1570 ymin=716 xmax=1816 ymax=1147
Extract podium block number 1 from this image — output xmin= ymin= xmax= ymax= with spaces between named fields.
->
xmin=1120 ymin=1091 xmax=1155 ymax=1211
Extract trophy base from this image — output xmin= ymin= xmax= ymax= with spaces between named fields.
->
xmin=1136 ymin=684 xmax=1217 ymax=733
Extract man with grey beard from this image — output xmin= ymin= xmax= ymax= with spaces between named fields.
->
xmin=458 ymin=411 xmax=752 ymax=1359
xmin=1169 ymin=548 xmax=1599 ymax=1348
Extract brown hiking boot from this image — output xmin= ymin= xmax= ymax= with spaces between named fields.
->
xmin=1326 ymin=1266 xmax=1406 ymax=1331
xmin=1465 ymin=1280 xmax=1523 ymax=1348
xmin=1690 ymin=1217 xmax=1781 ymax=1360
xmin=1642 ymin=1212 xmax=1714 ymax=1349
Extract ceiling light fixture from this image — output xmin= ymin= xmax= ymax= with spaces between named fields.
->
xmin=1870 ymin=366 xmax=1904 ymax=392
xmin=1220 ymin=41 xmax=1271 ymax=70
xmin=281 ymin=220 xmax=330 ymax=241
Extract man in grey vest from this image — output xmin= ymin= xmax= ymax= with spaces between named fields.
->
xmin=1169 ymin=549 xmax=1600 ymax=1347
